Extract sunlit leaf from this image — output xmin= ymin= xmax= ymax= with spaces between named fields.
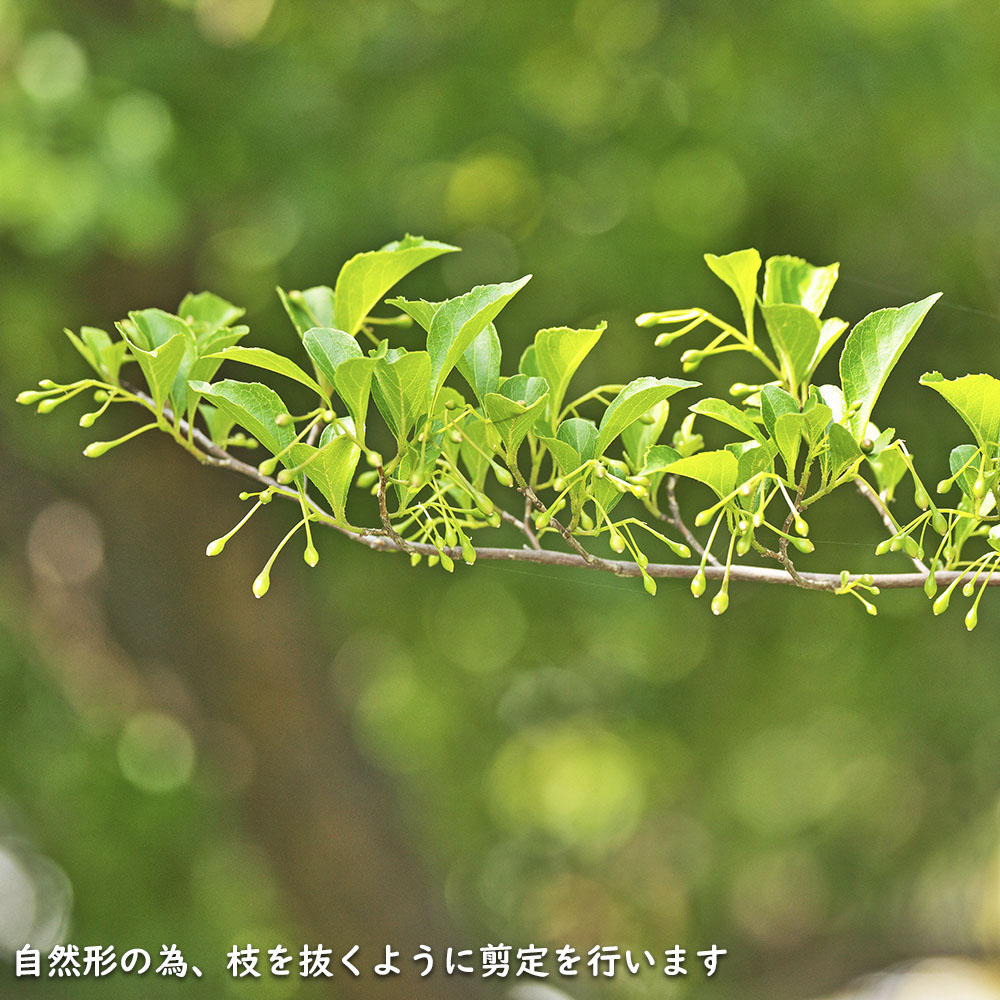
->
xmin=840 ymin=293 xmax=940 ymax=440
xmin=534 ymin=323 xmax=606 ymax=427
xmin=920 ymin=371 xmax=1000 ymax=455
xmin=597 ymin=376 xmax=698 ymax=457
xmin=662 ymin=450 xmax=738 ymax=500
xmin=428 ymin=276 xmax=531 ymax=398
xmin=334 ymin=235 xmax=458 ymax=337
xmin=456 ymin=323 xmax=502 ymax=407
xmin=762 ymin=255 xmax=839 ymax=316
xmin=704 ymin=249 xmax=760 ymax=339
xmin=689 ymin=397 xmax=765 ymax=444
xmin=207 ymin=346 xmax=326 ymax=397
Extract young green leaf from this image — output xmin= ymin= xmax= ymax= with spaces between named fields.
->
xmin=484 ymin=375 xmax=549 ymax=458
xmin=126 ymin=332 xmax=188 ymax=411
xmin=689 ymin=397 xmax=766 ymax=444
xmin=302 ymin=420 xmax=363 ymax=523
xmin=661 ymin=450 xmax=739 ymax=499
xmin=456 ymin=323 xmax=502 ymax=407
xmin=333 ymin=357 xmax=376 ymax=446
xmin=189 ymin=379 xmax=294 ymax=455
xmin=384 ymin=297 xmax=443 ymax=332
xmin=278 ymin=286 xmax=336 ymax=338
xmin=371 ymin=349 xmax=431 ymax=445
xmin=820 ymin=421 xmax=863 ymax=487
xmin=334 ymin=235 xmax=458 ymax=337
xmin=621 ymin=400 xmax=670 ymax=471
xmin=761 ymin=304 xmax=821 ymax=397
xmin=597 ymin=376 xmax=699 ymax=457
xmin=704 ymin=249 xmax=761 ymax=339
xmin=840 ymin=293 xmax=941 ymax=440
xmin=557 ymin=416 xmax=599 ymax=463
xmin=303 ymin=328 xmax=364 ymax=384
xmin=178 ymin=291 xmax=245 ymax=329
xmin=762 ymin=255 xmax=839 ymax=316
xmin=919 ymin=372 xmax=1000 ymax=455
xmin=428 ymin=276 xmax=531 ymax=399
xmin=207 ymin=346 xmax=327 ymax=398
xmin=758 ymin=384 xmax=799 ymax=439
xmin=534 ymin=322 xmax=606 ymax=427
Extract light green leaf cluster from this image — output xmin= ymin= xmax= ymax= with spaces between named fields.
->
xmin=19 ymin=237 xmax=1000 ymax=625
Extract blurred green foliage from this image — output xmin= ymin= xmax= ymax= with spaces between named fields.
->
xmin=3 ymin=0 xmax=1000 ymax=997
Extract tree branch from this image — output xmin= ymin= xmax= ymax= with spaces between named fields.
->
xmin=134 ymin=391 xmax=1000 ymax=594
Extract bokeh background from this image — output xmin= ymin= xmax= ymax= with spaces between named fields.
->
xmin=3 ymin=1 xmax=1000 ymax=998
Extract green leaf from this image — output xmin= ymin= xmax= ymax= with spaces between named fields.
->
xmin=371 ymin=349 xmax=431 ymax=445
xmin=597 ymin=376 xmax=699 ymax=457
xmin=456 ymin=323 xmax=501 ymax=407
xmin=557 ymin=417 xmax=598 ymax=462
xmin=866 ymin=441 xmax=907 ymax=500
xmin=759 ymin=384 xmax=799 ymax=439
xmin=189 ymin=379 xmax=294 ymax=455
xmin=126 ymin=332 xmax=188 ymax=411
xmin=459 ymin=411 xmax=496 ymax=489
xmin=126 ymin=308 xmax=192 ymax=351
xmin=534 ymin=322 xmax=606 ymax=426
xmin=278 ymin=286 xmax=336 ymax=338
xmin=621 ymin=400 xmax=670 ymax=471
xmin=303 ymin=328 xmax=364 ymax=384
xmin=840 ymin=293 xmax=941 ymax=440
xmin=484 ymin=375 xmax=549 ymax=458
xmin=920 ymin=372 xmax=1000 ymax=455
xmin=334 ymin=235 xmax=458 ymax=337
xmin=761 ymin=304 xmax=821 ymax=395
xmin=807 ymin=318 xmax=849 ymax=378
xmin=333 ymin=357 xmax=376 ymax=446
xmin=384 ymin=296 xmax=443 ymax=332
xmin=773 ymin=411 xmax=805 ymax=478
xmin=186 ymin=328 xmax=248 ymax=420
xmin=207 ymin=346 xmax=326 ymax=397
xmin=178 ymin=291 xmax=245 ymax=329
xmin=540 ymin=436 xmax=582 ymax=479
xmin=198 ymin=403 xmax=237 ymax=447
xmin=762 ymin=255 xmax=839 ymax=315
xmin=518 ymin=344 xmax=539 ymax=377
xmin=65 ymin=327 xmax=127 ymax=383
xmin=704 ymin=249 xmax=760 ymax=339
xmin=641 ymin=443 xmax=683 ymax=475
xmin=736 ymin=440 xmax=777 ymax=488
xmin=689 ymin=397 xmax=765 ymax=444
xmin=949 ymin=443 xmax=980 ymax=499
xmin=662 ymin=450 xmax=738 ymax=500
xmin=427 ymin=276 xmax=531 ymax=398
xmin=303 ymin=420 xmax=362 ymax=524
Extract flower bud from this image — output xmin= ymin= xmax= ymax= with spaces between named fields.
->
xmin=962 ymin=581 xmax=975 ymax=598
xmin=609 ymin=531 xmax=626 ymax=554
xmin=923 ymin=573 xmax=937 ymax=598
xmin=493 ymin=465 xmax=514 ymax=488
xmin=932 ymin=591 xmax=950 ymax=616
xmin=252 ymin=570 xmax=270 ymax=599
xmin=439 ymin=552 xmax=455 ymax=573
xmin=275 ymin=413 xmax=293 ymax=427
xmin=642 ymin=573 xmax=657 ymax=596
xmin=711 ymin=590 xmax=729 ymax=616
xmin=965 ymin=606 xmax=978 ymax=631
xmin=303 ymin=544 xmax=319 ymax=567
xmin=694 ymin=509 xmax=714 ymax=527
xmin=258 ymin=456 xmax=278 ymax=477
xmin=794 ymin=517 xmax=809 ymax=537
xmin=16 ymin=390 xmax=48 ymax=405
xmin=205 ymin=537 xmax=227 ymax=557
xmin=410 ymin=552 xmax=422 ymax=567
xmin=83 ymin=440 xmax=114 ymax=458
xmin=691 ymin=569 xmax=706 ymax=598
xmin=792 ymin=537 xmax=814 ymax=554
xmin=276 ymin=469 xmax=295 ymax=485
xmin=366 ymin=451 xmax=382 ymax=468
